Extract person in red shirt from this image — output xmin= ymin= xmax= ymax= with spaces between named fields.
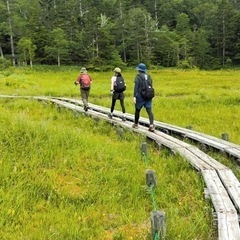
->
xmin=74 ymin=67 xmax=92 ymax=111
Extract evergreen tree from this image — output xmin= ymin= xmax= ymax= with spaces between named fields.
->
xmin=44 ymin=28 xmax=69 ymax=66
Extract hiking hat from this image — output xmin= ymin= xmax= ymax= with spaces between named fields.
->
xmin=80 ymin=67 xmax=87 ymax=73
xmin=113 ymin=67 xmax=121 ymax=73
xmin=136 ymin=63 xmax=147 ymax=72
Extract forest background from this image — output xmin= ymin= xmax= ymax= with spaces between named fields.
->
xmin=1 ymin=0 xmax=240 ymax=70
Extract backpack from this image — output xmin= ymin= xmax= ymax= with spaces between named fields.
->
xmin=140 ymin=74 xmax=155 ymax=100
xmin=80 ymin=74 xmax=91 ymax=90
xmin=114 ymin=76 xmax=126 ymax=93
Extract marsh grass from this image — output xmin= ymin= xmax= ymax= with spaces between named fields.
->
xmin=0 ymin=96 xmax=215 ymax=239
xmin=0 ymin=66 xmax=238 ymax=239
xmin=1 ymin=66 xmax=239 ymax=143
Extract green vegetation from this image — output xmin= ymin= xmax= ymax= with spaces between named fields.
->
xmin=1 ymin=66 xmax=239 ymax=239
xmin=1 ymin=0 xmax=240 ymax=69
xmin=1 ymin=66 xmax=240 ymax=143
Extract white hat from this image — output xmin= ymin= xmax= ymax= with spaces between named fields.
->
xmin=113 ymin=67 xmax=121 ymax=73
xmin=80 ymin=67 xmax=87 ymax=73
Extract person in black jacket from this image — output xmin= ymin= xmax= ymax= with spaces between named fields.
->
xmin=132 ymin=63 xmax=154 ymax=132
xmin=108 ymin=67 xmax=126 ymax=121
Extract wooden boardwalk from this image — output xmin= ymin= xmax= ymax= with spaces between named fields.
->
xmin=51 ymin=96 xmax=240 ymax=160
xmin=1 ymin=95 xmax=240 ymax=239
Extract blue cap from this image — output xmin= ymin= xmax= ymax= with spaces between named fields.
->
xmin=136 ymin=63 xmax=147 ymax=73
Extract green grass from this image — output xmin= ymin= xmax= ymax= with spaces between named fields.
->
xmin=1 ymin=66 xmax=240 ymax=143
xmin=1 ymin=66 xmax=239 ymax=239
xmin=0 ymin=98 xmax=215 ymax=239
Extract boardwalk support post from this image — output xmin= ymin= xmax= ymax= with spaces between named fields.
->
xmin=222 ymin=133 xmax=229 ymax=141
xmin=140 ymin=142 xmax=147 ymax=156
xmin=151 ymin=210 xmax=166 ymax=240
xmin=73 ymin=110 xmax=79 ymax=118
xmin=117 ymin=127 xmax=124 ymax=139
xmin=146 ymin=169 xmax=157 ymax=188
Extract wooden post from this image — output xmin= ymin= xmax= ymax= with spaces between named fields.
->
xmin=146 ymin=169 xmax=157 ymax=188
xmin=200 ymin=143 xmax=208 ymax=152
xmin=92 ymin=116 xmax=99 ymax=123
xmin=140 ymin=142 xmax=147 ymax=155
xmin=56 ymin=105 xmax=61 ymax=112
xmin=117 ymin=127 xmax=124 ymax=139
xmin=151 ymin=211 xmax=166 ymax=239
xmin=73 ymin=110 xmax=79 ymax=118
xmin=221 ymin=133 xmax=229 ymax=141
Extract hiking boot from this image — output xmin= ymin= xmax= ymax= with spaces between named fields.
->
xmin=108 ymin=113 xmax=113 ymax=119
xmin=148 ymin=125 xmax=155 ymax=132
xmin=122 ymin=116 xmax=126 ymax=121
xmin=132 ymin=123 xmax=138 ymax=129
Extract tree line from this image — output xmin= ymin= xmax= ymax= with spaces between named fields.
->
xmin=1 ymin=0 xmax=240 ymax=70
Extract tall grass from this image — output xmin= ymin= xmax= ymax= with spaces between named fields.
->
xmin=0 ymin=96 xmax=215 ymax=239
xmin=1 ymin=66 xmax=239 ymax=238
xmin=1 ymin=66 xmax=239 ymax=143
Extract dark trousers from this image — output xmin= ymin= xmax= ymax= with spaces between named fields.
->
xmin=134 ymin=107 xmax=154 ymax=125
xmin=110 ymin=92 xmax=125 ymax=113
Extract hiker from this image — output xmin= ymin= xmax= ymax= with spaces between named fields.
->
xmin=108 ymin=67 xmax=126 ymax=121
xmin=74 ymin=67 xmax=92 ymax=111
xmin=132 ymin=63 xmax=154 ymax=132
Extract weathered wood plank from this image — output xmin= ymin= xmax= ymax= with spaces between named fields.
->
xmin=186 ymin=146 xmax=227 ymax=170
xmin=217 ymin=169 xmax=240 ymax=213
xmin=217 ymin=212 xmax=240 ymax=240
xmin=202 ymin=170 xmax=236 ymax=212
xmin=153 ymin=136 xmax=212 ymax=170
xmin=152 ymin=131 xmax=223 ymax=171
xmin=202 ymin=170 xmax=240 ymax=240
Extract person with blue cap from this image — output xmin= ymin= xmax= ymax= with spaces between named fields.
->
xmin=132 ymin=63 xmax=154 ymax=132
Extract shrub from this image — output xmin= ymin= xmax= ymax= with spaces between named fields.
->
xmin=0 ymin=57 xmax=11 ymax=70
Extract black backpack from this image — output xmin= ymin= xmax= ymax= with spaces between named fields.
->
xmin=114 ymin=76 xmax=126 ymax=93
xmin=140 ymin=74 xmax=155 ymax=100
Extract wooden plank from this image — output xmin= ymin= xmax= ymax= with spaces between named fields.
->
xmin=217 ymin=212 xmax=240 ymax=240
xmin=151 ymin=119 xmax=240 ymax=159
xmin=149 ymin=131 xmax=214 ymax=171
xmin=202 ymin=170 xmax=236 ymax=213
xmin=48 ymin=98 xmax=135 ymax=131
xmin=217 ymin=169 xmax=240 ymax=213
xmin=202 ymin=170 xmax=240 ymax=240
xmin=186 ymin=133 xmax=240 ymax=159
xmin=186 ymin=146 xmax=227 ymax=170
xmin=153 ymin=131 xmax=226 ymax=171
